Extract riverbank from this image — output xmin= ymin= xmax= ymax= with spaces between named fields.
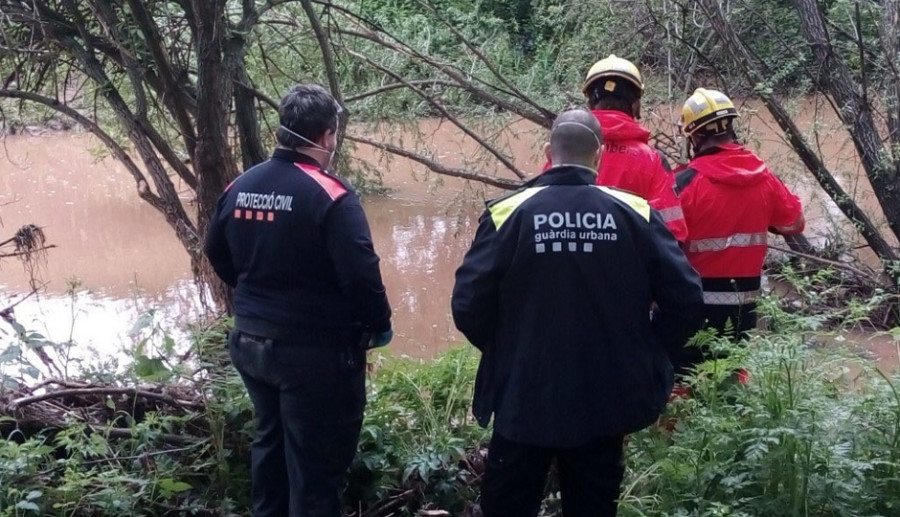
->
xmin=2 ymin=286 xmax=899 ymax=516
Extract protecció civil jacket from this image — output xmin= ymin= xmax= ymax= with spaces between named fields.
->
xmin=204 ymin=148 xmax=391 ymax=334
xmin=452 ymin=165 xmax=703 ymax=447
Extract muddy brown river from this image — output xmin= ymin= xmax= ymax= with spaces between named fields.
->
xmin=0 ymin=101 xmax=897 ymax=370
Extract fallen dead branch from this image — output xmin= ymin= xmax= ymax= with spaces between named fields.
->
xmin=1 ymin=380 xmax=211 ymax=447
xmin=8 ymin=386 xmax=203 ymax=412
xmin=768 ymin=244 xmax=882 ymax=284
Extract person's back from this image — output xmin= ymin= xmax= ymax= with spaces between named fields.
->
xmin=673 ymin=88 xmax=803 ymax=373
xmin=453 ymin=109 xmax=703 ymax=517
xmin=678 ymin=144 xmax=802 ymax=281
xmin=465 ymin=176 xmax=694 ymax=445
xmin=212 ymin=150 xmax=389 ymax=332
xmin=204 ymin=84 xmax=391 ymax=517
xmin=576 ymin=55 xmax=687 ymax=241
xmin=593 ymin=109 xmax=684 ymax=228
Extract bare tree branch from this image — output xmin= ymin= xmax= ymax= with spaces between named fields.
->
xmin=8 ymin=386 xmax=203 ymax=411
xmin=233 ymin=66 xmax=269 ymax=169
xmin=124 ymin=0 xmax=198 ymax=156
xmin=694 ymin=0 xmax=899 ymax=267
xmin=35 ymin=0 xmax=198 ymax=249
xmin=411 ymin=0 xmax=555 ymax=121
xmin=317 ymin=0 xmax=552 ymax=127
xmin=768 ymin=245 xmax=879 ymax=283
xmin=877 ymin=0 xmax=900 ymax=149
xmin=346 ymin=133 xmax=522 ymax=190
xmin=345 ymin=79 xmax=459 ymax=103
xmin=729 ymin=0 xmax=845 ymax=122
xmin=298 ymin=0 xmax=347 ymax=148
xmin=854 ymin=3 xmax=869 ymax=107
xmin=236 ymin=80 xmax=279 ymax=110
xmin=0 ymin=89 xmax=168 ymax=211
xmin=343 ymin=47 xmax=526 ymax=180
xmin=239 ymin=77 xmax=529 ymax=189
xmin=790 ymin=0 xmax=900 ymax=245
xmin=0 ymin=245 xmax=57 ymax=259
xmin=238 ymin=0 xmax=294 ymax=32
xmin=336 ymin=26 xmax=550 ymax=128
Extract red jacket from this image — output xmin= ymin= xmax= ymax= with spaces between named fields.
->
xmin=545 ymin=110 xmax=687 ymax=241
xmin=676 ymin=144 xmax=804 ymax=282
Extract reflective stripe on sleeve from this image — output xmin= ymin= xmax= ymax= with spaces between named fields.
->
xmin=702 ymin=290 xmax=760 ymax=305
xmin=658 ymin=206 xmax=684 ymax=222
xmin=686 ymin=232 xmax=767 ymax=253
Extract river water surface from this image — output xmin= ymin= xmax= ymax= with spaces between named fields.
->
xmin=1 ymin=104 xmax=898 ymax=372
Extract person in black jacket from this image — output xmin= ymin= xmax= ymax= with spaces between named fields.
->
xmin=452 ymin=109 xmax=703 ymax=517
xmin=205 ymin=84 xmax=392 ymax=517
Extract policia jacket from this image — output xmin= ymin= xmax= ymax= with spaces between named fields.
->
xmin=452 ymin=165 xmax=703 ymax=447
xmin=205 ymin=148 xmax=391 ymax=336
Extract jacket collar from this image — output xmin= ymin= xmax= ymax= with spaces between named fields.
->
xmin=527 ymin=164 xmax=597 ymax=187
xmin=272 ymin=148 xmax=324 ymax=169
xmin=694 ymin=142 xmax=743 ymax=159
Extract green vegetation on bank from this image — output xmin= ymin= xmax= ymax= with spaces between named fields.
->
xmin=2 ymin=265 xmax=900 ymax=516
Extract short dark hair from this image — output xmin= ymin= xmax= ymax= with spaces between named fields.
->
xmin=586 ymin=80 xmax=640 ymax=114
xmin=275 ymin=84 xmax=341 ymax=148
xmin=550 ymin=109 xmax=604 ymax=167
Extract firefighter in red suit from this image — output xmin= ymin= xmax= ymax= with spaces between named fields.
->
xmin=557 ymin=55 xmax=688 ymax=242
xmin=672 ymin=88 xmax=805 ymax=375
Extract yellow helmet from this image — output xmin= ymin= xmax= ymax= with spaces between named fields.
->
xmin=681 ymin=88 xmax=738 ymax=136
xmin=582 ymin=55 xmax=644 ymax=96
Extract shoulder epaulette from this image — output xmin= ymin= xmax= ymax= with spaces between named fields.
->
xmin=295 ymin=163 xmax=348 ymax=201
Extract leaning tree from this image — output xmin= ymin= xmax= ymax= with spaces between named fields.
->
xmin=0 ymin=0 xmax=561 ymax=310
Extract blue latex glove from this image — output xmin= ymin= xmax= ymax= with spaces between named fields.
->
xmin=366 ymin=328 xmax=393 ymax=349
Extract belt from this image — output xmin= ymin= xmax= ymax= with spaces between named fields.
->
xmin=234 ymin=316 xmax=359 ymax=343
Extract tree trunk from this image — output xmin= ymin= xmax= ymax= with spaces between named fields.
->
xmin=233 ymin=56 xmax=269 ymax=171
xmin=193 ymin=0 xmax=241 ymax=311
xmin=696 ymin=0 xmax=900 ymax=268
xmin=791 ymin=0 xmax=900 ymax=245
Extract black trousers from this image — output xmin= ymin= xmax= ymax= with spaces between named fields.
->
xmin=228 ymin=328 xmax=366 ymax=517
xmin=672 ymin=302 xmax=757 ymax=376
xmin=702 ymin=302 xmax=757 ymax=341
xmin=479 ymin=432 xmax=625 ymax=517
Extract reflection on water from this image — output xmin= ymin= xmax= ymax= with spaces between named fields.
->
xmin=0 ymin=280 xmax=201 ymax=377
xmin=367 ymin=198 xmax=480 ymax=356
xmin=1 ymin=102 xmax=897 ymax=367
xmin=0 ymin=132 xmax=488 ymax=361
